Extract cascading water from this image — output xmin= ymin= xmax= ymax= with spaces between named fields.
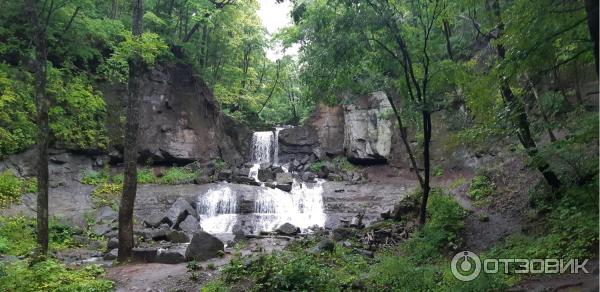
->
xmin=248 ymin=131 xmax=274 ymax=182
xmin=196 ymin=187 xmax=237 ymax=234
xmin=196 ymin=128 xmax=327 ymax=235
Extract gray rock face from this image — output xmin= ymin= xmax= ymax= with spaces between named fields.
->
xmin=95 ymin=206 xmax=117 ymax=224
xmin=178 ymin=215 xmax=199 ymax=234
xmin=166 ymin=198 xmax=195 ymax=227
xmin=100 ymin=62 xmax=250 ymax=165
xmin=275 ymin=223 xmax=299 ymax=236
xmin=278 ymin=127 xmax=319 ymax=163
xmin=107 ymin=238 xmax=119 ymax=250
xmin=343 ymin=91 xmax=393 ymax=163
xmin=306 ymin=103 xmax=345 ymax=156
xmin=185 ymin=231 xmax=224 ymax=261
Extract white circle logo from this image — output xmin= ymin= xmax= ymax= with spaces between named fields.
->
xmin=451 ymin=251 xmax=481 ymax=281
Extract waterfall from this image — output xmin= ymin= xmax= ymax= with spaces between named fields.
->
xmin=197 ymin=186 xmax=238 ymax=234
xmin=197 ymin=128 xmax=326 ymax=235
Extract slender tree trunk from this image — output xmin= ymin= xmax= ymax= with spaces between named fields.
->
xmin=585 ymin=0 xmax=599 ymax=75
xmin=111 ymin=0 xmax=119 ymax=19
xmin=27 ymin=0 xmax=50 ymax=256
xmin=418 ymin=111 xmax=432 ymax=225
xmin=527 ymin=76 xmax=557 ymax=142
xmin=442 ymin=19 xmax=453 ymax=60
xmin=118 ymin=0 xmax=144 ymax=263
xmin=493 ymin=0 xmax=561 ymax=189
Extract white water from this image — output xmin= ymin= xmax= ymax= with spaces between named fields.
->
xmin=197 ymin=186 xmax=238 ymax=233
xmin=197 ymin=128 xmax=326 ymax=234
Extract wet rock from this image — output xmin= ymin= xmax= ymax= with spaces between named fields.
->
xmin=275 ymin=173 xmax=293 ymax=192
xmin=155 ymin=248 xmax=186 ymax=264
xmin=352 ymin=248 xmax=374 ymax=258
xmin=317 ymin=239 xmax=335 ymax=252
xmin=166 ymin=230 xmax=190 ymax=243
xmin=92 ymin=224 xmax=113 ymax=236
xmin=258 ymin=168 xmax=275 ymax=182
xmin=332 ymin=227 xmax=356 ymax=241
xmin=95 ymin=206 xmax=118 ymax=224
xmin=275 ymin=223 xmax=300 ymax=236
xmin=107 ymin=238 xmax=119 ymax=250
xmin=327 ymin=173 xmax=343 ymax=181
xmin=133 ymin=248 xmax=158 ymax=262
xmin=178 ymin=215 xmax=199 ymax=234
xmin=185 ymin=231 xmax=224 ymax=261
xmin=166 ymin=198 xmax=196 ymax=228
xmin=143 ymin=213 xmax=169 ymax=228
xmin=217 ymin=169 xmax=232 ymax=181
xmin=234 ymin=167 xmax=249 ymax=177
xmin=104 ymin=248 xmax=118 ymax=260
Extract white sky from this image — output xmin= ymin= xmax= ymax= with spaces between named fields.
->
xmin=257 ymin=0 xmax=300 ymax=61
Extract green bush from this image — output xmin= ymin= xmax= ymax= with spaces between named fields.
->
xmin=404 ymin=189 xmax=467 ymax=262
xmin=0 ymin=259 xmax=112 ymax=291
xmin=156 ymin=167 xmax=198 ymax=184
xmin=0 ymin=216 xmax=80 ymax=256
xmin=0 ymin=171 xmax=36 ymax=207
xmin=308 ymin=161 xmax=325 ymax=173
xmin=468 ymin=175 xmax=495 ymax=200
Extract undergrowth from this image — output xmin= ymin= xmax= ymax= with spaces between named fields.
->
xmin=0 ymin=171 xmax=36 ymax=207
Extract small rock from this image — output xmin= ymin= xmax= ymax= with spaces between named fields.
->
xmin=353 ymin=248 xmax=374 ymax=258
xmin=107 ymin=238 xmax=119 ymax=250
xmin=143 ymin=213 xmax=169 ymax=228
xmin=92 ymin=224 xmax=113 ymax=236
xmin=155 ymin=248 xmax=186 ymax=264
xmin=132 ymin=248 xmax=158 ymax=262
xmin=275 ymin=223 xmax=300 ymax=236
xmin=317 ymin=239 xmax=335 ymax=252
xmin=104 ymin=248 xmax=118 ymax=260
xmin=332 ymin=227 xmax=356 ymax=241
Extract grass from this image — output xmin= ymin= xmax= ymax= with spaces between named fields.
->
xmin=82 ymin=167 xmax=200 ymax=187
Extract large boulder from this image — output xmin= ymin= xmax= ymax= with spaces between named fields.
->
xmin=343 ymin=91 xmax=393 ymax=163
xmin=166 ymin=198 xmax=196 ymax=227
xmin=185 ymin=231 xmax=224 ymax=261
xmin=178 ymin=215 xmax=199 ymax=234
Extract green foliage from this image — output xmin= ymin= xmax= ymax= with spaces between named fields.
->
xmin=333 ymin=156 xmax=357 ymax=173
xmin=158 ymin=167 xmax=199 ymax=185
xmin=0 ymin=64 xmax=35 ymax=156
xmin=91 ymin=183 xmax=122 ymax=208
xmin=0 ymin=171 xmax=36 ymax=207
xmin=468 ymin=175 xmax=496 ymax=200
xmin=82 ymin=167 xmax=199 ymax=186
xmin=47 ymin=68 xmax=108 ymax=150
xmin=432 ymin=165 xmax=444 ymax=177
xmin=0 ymin=216 xmax=80 ymax=256
xmin=0 ymin=259 xmax=112 ymax=291
xmin=404 ymin=189 xmax=467 ymax=262
xmin=308 ymin=161 xmax=325 ymax=173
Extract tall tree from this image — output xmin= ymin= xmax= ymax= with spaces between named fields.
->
xmin=118 ymin=0 xmax=144 ymax=262
xmin=26 ymin=0 xmax=50 ymax=256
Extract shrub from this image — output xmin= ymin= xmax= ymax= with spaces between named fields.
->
xmin=0 ymin=259 xmax=113 ymax=291
xmin=157 ymin=167 xmax=198 ymax=184
xmin=308 ymin=161 xmax=325 ymax=173
xmin=0 ymin=171 xmax=36 ymax=207
xmin=91 ymin=183 xmax=122 ymax=208
xmin=0 ymin=216 xmax=80 ymax=256
xmin=468 ymin=175 xmax=495 ymax=200
xmin=404 ymin=189 xmax=466 ymax=262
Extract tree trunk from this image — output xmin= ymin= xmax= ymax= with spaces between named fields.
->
xmin=493 ymin=0 xmax=561 ymax=190
xmin=118 ymin=0 xmax=144 ymax=263
xmin=418 ymin=111 xmax=432 ymax=225
xmin=585 ymin=0 xmax=599 ymax=75
xmin=442 ymin=19 xmax=453 ymax=60
xmin=111 ymin=0 xmax=119 ymax=19
xmin=27 ymin=0 xmax=50 ymax=256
